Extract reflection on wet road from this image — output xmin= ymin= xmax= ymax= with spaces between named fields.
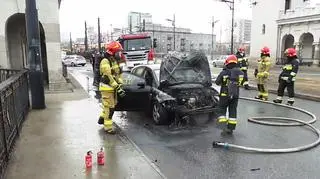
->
xmin=70 ymin=65 xmax=320 ymax=179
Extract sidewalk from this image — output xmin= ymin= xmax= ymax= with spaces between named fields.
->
xmin=210 ymin=67 xmax=320 ymax=101
xmin=5 ymin=89 xmax=164 ymax=179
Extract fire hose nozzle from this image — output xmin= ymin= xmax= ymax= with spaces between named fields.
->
xmin=212 ymin=141 xmax=223 ymax=148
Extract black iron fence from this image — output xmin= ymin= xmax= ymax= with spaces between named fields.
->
xmin=0 ymin=69 xmax=29 ymax=178
xmin=62 ymin=62 xmax=68 ymax=78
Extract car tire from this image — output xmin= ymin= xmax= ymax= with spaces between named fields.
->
xmin=213 ymin=62 xmax=217 ymax=67
xmin=152 ymin=102 xmax=171 ymax=125
xmin=71 ymin=62 xmax=75 ymax=67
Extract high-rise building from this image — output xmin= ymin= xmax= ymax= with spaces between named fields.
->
xmin=224 ymin=19 xmax=252 ymax=43
xmin=128 ymin=12 xmax=153 ymax=32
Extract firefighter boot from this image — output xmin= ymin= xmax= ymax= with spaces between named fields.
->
xmin=98 ymin=110 xmax=105 ymax=125
xmin=225 ymin=118 xmax=237 ymax=134
xmin=255 ymin=84 xmax=262 ymax=99
xmin=98 ymin=117 xmax=104 ymax=125
xmin=104 ymin=119 xmax=115 ymax=134
xmin=287 ymin=98 xmax=295 ymax=106
xmin=243 ymin=81 xmax=249 ymax=90
xmin=216 ymin=116 xmax=228 ymax=129
xmin=273 ymin=96 xmax=283 ymax=104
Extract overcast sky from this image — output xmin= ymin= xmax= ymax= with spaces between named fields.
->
xmin=59 ymin=0 xmax=253 ymax=41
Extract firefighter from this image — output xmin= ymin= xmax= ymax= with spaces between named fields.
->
xmin=215 ymin=55 xmax=244 ymax=134
xmin=236 ymin=47 xmax=249 ymax=90
xmin=273 ymin=48 xmax=299 ymax=106
xmin=255 ymin=47 xmax=272 ymax=101
xmin=97 ymin=41 xmax=126 ymax=134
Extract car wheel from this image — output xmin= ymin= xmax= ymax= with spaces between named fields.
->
xmin=213 ymin=62 xmax=217 ymax=67
xmin=71 ymin=62 xmax=75 ymax=67
xmin=152 ymin=102 xmax=170 ymax=125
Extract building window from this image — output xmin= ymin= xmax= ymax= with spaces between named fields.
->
xmin=285 ymin=0 xmax=291 ymax=11
xmin=262 ymin=24 xmax=266 ymax=34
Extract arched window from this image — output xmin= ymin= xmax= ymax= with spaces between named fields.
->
xmin=262 ymin=24 xmax=266 ymax=34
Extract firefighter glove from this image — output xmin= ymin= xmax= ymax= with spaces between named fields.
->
xmin=117 ymin=88 xmax=126 ymax=98
xmin=257 ymin=72 xmax=264 ymax=78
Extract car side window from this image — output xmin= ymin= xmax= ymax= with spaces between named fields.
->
xmin=143 ymin=69 xmax=155 ymax=87
xmin=122 ymin=72 xmax=145 ymax=86
xmin=132 ymin=67 xmax=145 ymax=77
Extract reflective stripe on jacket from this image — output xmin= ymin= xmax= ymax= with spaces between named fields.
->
xmin=99 ymin=58 xmax=123 ymax=91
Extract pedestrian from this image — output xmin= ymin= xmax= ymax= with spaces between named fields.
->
xmin=215 ymin=55 xmax=244 ymax=134
xmin=236 ymin=47 xmax=249 ymax=90
xmin=273 ymin=48 xmax=299 ymax=106
xmin=91 ymin=51 xmax=95 ymax=71
xmin=97 ymin=41 xmax=126 ymax=134
xmin=93 ymin=51 xmax=102 ymax=100
xmin=255 ymin=47 xmax=272 ymax=101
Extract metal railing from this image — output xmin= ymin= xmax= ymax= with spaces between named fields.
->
xmin=276 ymin=58 xmax=317 ymax=66
xmin=0 ymin=69 xmax=20 ymax=83
xmin=0 ymin=69 xmax=29 ymax=178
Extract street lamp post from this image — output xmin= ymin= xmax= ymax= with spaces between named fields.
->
xmin=220 ymin=0 xmax=235 ymax=54
xmin=166 ymin=14 xmax=176 ymax=51
xmin=211 ymin=17 xmax=219 ymax=59
xmin=98 ymin=17 xmax=101 ymax=53
xmin=25 ymin=0 xmax=45 ymax=109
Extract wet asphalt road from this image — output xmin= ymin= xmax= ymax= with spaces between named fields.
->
xmin=70 ymin=65 xmax=320 ymax=179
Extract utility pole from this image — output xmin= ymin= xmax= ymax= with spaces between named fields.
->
xmin=98 ymin=17 xmax=101 ymax=52
xmin=69 ymin=32 xmax=73 ymax=52
xmin=25 ymin=0 xmax=45 ymax=109
xmin=84 ymin=21 xmax=88 ymax=51
xmin=231 ymin=0 xmax=235 ymax=54
xmin=110 ymin=24 xmax=113 ymax=41
xmin=173 ymin=14 xmax=176 ymax=51
xmin=219 ymin=0 xmax=235 ymax=54
xmin=129 ymin=16 xmax=132 ymax=33
xmin=142 ymin=19 xmax=145 ymax=32
xmin=211 ymin=17 xmax=219 ymax=59
xmin=166 ymin=14 xmax=176 ymax=51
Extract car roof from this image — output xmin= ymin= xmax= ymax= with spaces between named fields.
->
xmin=133 ymin=64 xmax=160 ymax=71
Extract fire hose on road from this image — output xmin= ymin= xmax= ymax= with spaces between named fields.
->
xmin=212 ymin=97 xmax=320 ymax=153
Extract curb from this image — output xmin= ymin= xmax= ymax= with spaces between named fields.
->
xmin=248 ymin=85 xmax=320 ymax=102
xmin=68 ymin=72 xmax=167 ymax=179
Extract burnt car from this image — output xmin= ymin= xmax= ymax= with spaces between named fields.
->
xmin=115 ymin=51 xmax=219 ymax=125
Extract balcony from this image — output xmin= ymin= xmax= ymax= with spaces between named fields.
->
xmin=279 ymin=4 xmax=320 ymax=20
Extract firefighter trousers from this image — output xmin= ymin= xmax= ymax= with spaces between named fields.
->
xmin=241 ymin=70 xmax=248 ymax=86
xmin=277 ymin=80 xmax=294 ymax=98
xmin=100 ymin=91 xmax=117 ymax=131
xmin=218 ymin=96 xmax=239 ymax=119
xmin=257 ymin=77 xmax=268 ymax=99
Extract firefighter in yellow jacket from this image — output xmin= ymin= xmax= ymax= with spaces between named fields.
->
xmin=97 ymin=41 xmax=126 ymax=134
xmin=255 ymin=47 xmax=271 ymax=101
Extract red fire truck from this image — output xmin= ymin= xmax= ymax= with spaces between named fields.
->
xmin=117 ymin=33 xmax=157 ymax=70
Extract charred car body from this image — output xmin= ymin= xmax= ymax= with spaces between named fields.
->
xmin=115 ymin=51 xmax=219 ymax=125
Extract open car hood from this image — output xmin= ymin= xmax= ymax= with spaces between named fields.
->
xmin=160 ymin=51 xmax=212 ymax=87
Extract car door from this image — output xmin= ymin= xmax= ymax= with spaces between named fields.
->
xmin=115 ymin=70 xmax=152 ymax=111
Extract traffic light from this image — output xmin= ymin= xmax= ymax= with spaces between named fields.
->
xmin=153 ymin=38 xmax=158 ymax=48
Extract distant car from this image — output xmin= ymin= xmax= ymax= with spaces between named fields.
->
xmin=212 ymin=55 xmax=228 ymax=68
xmin=115 ymin=52 xmax=219 ymax=125
xmin=62 ymin=55 xmax=87 ymax=66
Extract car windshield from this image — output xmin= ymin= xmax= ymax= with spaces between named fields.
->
xmin=154 ymin=69 xmax=160 ymax=80
xmin=123 ymin=38 xmax=152 ymax=51
xmin=169 ymin=68 xmax=205 ymax=84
